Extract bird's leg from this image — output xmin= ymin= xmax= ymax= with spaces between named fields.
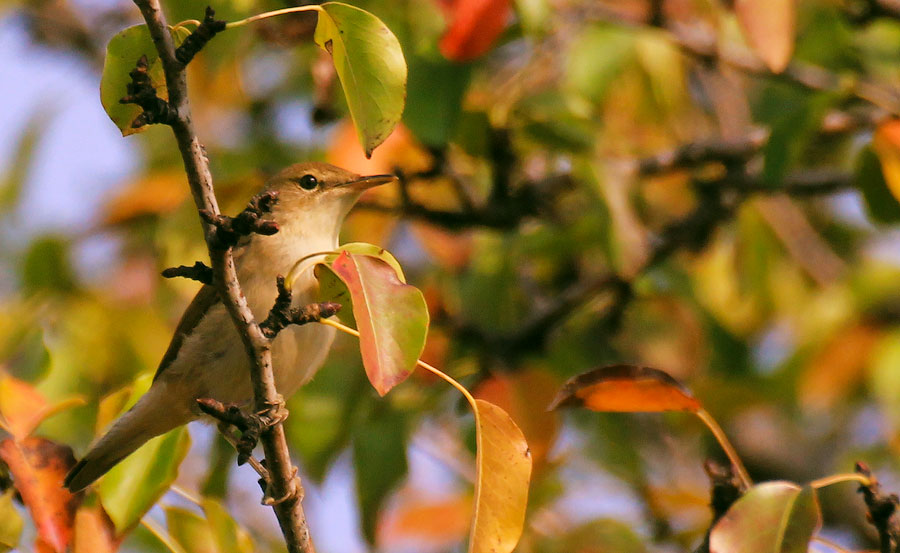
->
xmin=197 ymin=397 xmax=266 ymax=465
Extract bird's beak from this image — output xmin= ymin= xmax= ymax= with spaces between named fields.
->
xmin=341 ymin=174 xmax=398 ymax=191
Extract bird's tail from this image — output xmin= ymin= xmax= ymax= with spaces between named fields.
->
xmin=64 ymin=384 xmax=191 ymax=492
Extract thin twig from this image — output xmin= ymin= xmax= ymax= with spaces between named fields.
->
xmin=161 ymin=261 xmax=213 ymax=285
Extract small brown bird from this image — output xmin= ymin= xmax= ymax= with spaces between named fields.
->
xmin=64 ymin=162 xmax=396 ymax=491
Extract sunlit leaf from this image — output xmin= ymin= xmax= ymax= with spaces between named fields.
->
xmin=102 ymin=171 xmax=189 ymax=225
xmin=314 ymin=3 xmax=407 ymax=157
xmin=0 ymin=437 xmax=79 ymax=553
xmin=98 ymin=427 xmax=191 ymax=534
xmin=165 ymin=506 xmax=218 ymax=553
xmin=0 ymin=374 xmax=47 ymax=440
xmin=201 ymin=498 xmax=255 ymax=553
xmin=439 ymin=0 xmax=511 ymax=61
xmin=566 ymin=25 xmax=634 ymax=105
xmin=73 ymin=503 xmax=119 ymax=553
xmin=330 ymin=252 xmax=428 ymax=396
xmin=734 ymin=0 xmax=796 ymax=73
xmin=0 ymin=489 xmax=23 ymax=553
xmin=470 ymin=399 xmax=531 ymax=553
xmin=549 ymin=364 xmax=701 ymax=413
xmin=100 ymin=25 xmax=190 ymax=136
xmin=709 ymin=482 xmax=820 ymax=553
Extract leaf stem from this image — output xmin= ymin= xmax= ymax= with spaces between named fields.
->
xmin=319 ymin=318 xmax=479 ymax=412
xmin=810 ymin=473 xmax=872 ymax=489
xmin=225 ymin=6 xmax=322 ymax=29
xmin=169 ymin=484 xmax=202 ymax=506
xmin=141 ymin=518 xmax=186 ymax=553
xmin=695 ymin=408 xmax=752 ymax=489
xmin=811 ymin=536 xmax=852 ymax=553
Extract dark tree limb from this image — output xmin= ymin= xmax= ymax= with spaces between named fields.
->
xmin=161 ymin=261 xmax=213 ymax=285
xmin=129 ymin=1 xmax=315 ymax=551
xmin=857 ymin=462 xmax=900 ymax=553
xmin=693 ymin=460 xmax=746 ymax=553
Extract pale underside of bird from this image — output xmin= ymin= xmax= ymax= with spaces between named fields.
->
xmin=64 ymin=162 xmax=395 ymax=492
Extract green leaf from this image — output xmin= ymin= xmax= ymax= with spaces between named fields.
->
xmin=762 ymin=94 xmax=830 ymax=187
xmin=100 ymin=25 xmax=190 ymax=136
xmin=857 ymin=146 xmax=900 ymax=224
xmin=98 ymin=427 xmax=191 ymax=533
xmin=353 ymin=409 xmax=408 ymax=543
xmin=404 ymin=54 xmax=471 ymax=147
xmin=709 ymin=482 xmax=821 ymax=553
xmin=330 ymin=252 xmax=428 ymax=396
xmin=314 ymin=2 xmax=408 ymax=157
xmin=0 ymin=490 xmax=23 ymax=553
xmin=21 ymin=236 xmax=76 ymax=294
xmin=201 ymin=499 xmax=255 ymax=553
xmin=165 ymin=506 xmax=218 ymax=553
xmin=566 ymin=25 xmax=634 ymax=105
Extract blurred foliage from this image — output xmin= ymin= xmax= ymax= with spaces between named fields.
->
xmin=4 ymin=0 xmax=900 ymax=551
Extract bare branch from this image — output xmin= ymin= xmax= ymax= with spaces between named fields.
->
xmin=130 ymin=1 xmax=315 ymax=551
xmin=175 ymin=6 xmax=226 ymax=66
xmin=161 ymin=261 xmax=213 ymax=285
xmin=201 ymin=189 xmax=280 ymax=250
xmin=259 ymin=276 xmax=342 ymax=339
xmin=856 ymin=461 xmax=900 ymax=553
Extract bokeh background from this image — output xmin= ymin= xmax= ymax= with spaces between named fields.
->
xmin=4 ymin=0 xmax=900 ymax=551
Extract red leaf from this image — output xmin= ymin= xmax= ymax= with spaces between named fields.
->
xmin=439 ymin=0 xmax=512 ymax=62
xmin=549 ymin=364 xmax=701 ymax=413
xmin=331 ymin=252 xmax=429 ymax=395
xmin=0 ymin=437 xmax=80 ymax=553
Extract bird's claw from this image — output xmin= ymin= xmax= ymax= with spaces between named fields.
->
xmin=257 ymin=394 xmax=289 ymax=427
xmin=261 ymin=466 xmax=304 ymax=506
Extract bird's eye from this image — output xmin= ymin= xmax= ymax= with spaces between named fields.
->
xmin=297 ymin=174 xmax=318 ymax=190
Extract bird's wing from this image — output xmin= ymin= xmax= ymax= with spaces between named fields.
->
xmin=153 ymin=284 xmax=220 ymax=382
xmin=153 ymin=235 xmax=257 ymax=381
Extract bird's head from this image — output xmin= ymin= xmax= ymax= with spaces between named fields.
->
xmin=265 ymin=162 xmax=396 ymax=243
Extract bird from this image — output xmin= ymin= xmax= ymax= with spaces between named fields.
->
xmin=64 ymin=162 xmax=396 ymax=492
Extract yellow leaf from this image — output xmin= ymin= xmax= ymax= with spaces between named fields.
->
xmin=470 ymin=399 xmax=532 ymax=553
xmin=734 ymin=0 xmax=796 ymax=73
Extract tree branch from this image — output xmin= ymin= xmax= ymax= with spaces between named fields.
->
xmin=856 ymin=462 xmax=900 ymax=553
xmin=129 ymin=2 xmax=315 ymax=551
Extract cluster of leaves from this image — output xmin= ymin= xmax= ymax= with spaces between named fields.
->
xmin=5 ymin=0 xmax=900 ymax=551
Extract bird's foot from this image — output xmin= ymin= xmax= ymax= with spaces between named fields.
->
xmin=261 ymin=466 xmax=304 ymax=506
xmin=256 ymin=394 xmax=289 ymax=427
xmin=198 ymin=397 xmax=286 ymax=465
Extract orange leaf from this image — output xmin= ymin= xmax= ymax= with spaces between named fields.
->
xmin=102 ymin=171 xmax=188 ymax=226
xmin=378 ymin=494 xmax=472 ymax=547
xmin=73 ymin=504 xmax=119 ymax=553
xmin=475 ymin=368 xmax=559 ymax=470
xmin=0 ymin=437 xmax=80 ymax=553
xmin=439 ymin=0 xmax=512 ymax=62
xmin=734 ymin=0 xmax=796 ymax=73
xmin=0 ymin=375 xmax=48 ymax=440
xmin=799 ymin=324 xmax=882 ymax=411
xmin=549 ymin=364 xmax=701 ymax=413
xmin=873 ymin=119 xmax=900 ymax=203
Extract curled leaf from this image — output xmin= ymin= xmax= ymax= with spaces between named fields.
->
xmin=549 ymin=364 xmax=701 ymax=413
xmin=330 ymin=252 xmax=428 ymax=395
xmin=0 ymin=437 xmax=79 ymax=553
